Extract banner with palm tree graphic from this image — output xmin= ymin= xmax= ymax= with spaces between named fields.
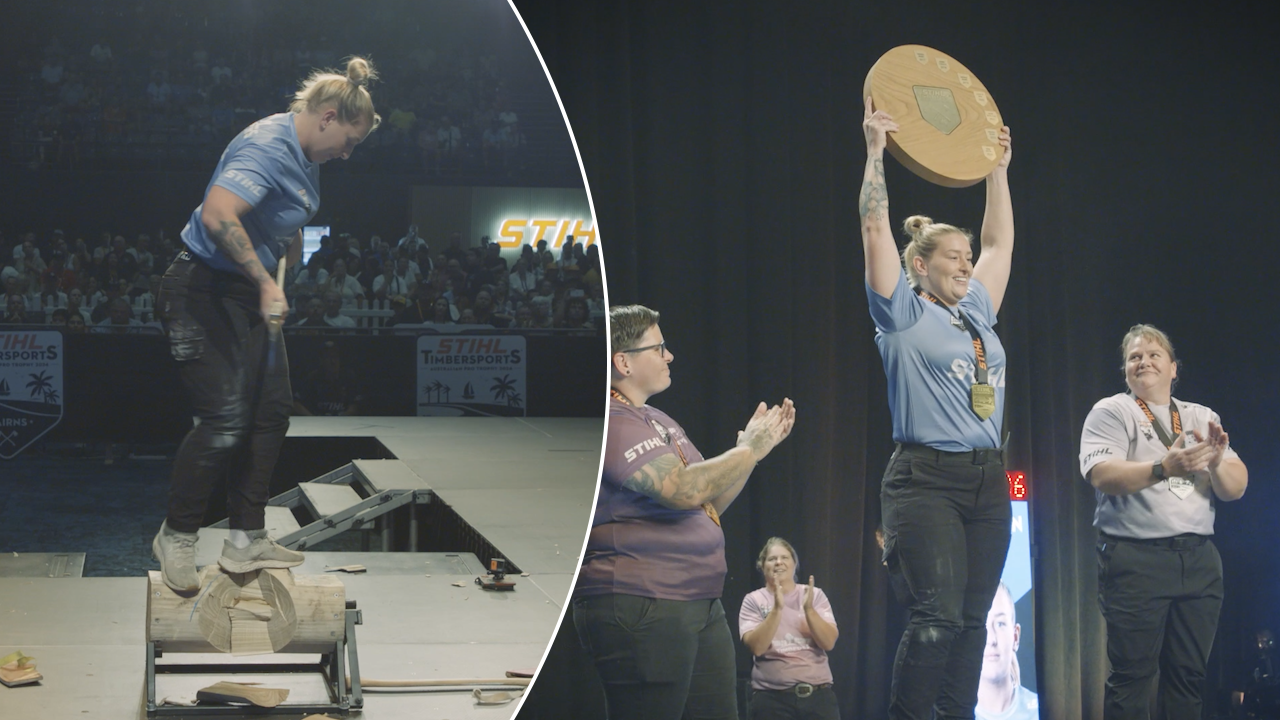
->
xmin=416 ymin=335 xmax=526 ymax=417
xmin=0 ymin=331 xmax=64 ymax=459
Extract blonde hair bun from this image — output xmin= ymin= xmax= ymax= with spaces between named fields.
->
xmin=902 ymin=215 xmax=933 ymax=238
xmin=345 ymin=57 xmax=376 ymax=87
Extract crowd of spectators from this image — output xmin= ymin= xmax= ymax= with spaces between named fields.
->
xmin=283 ymin=226 xmax=604 ymax=333
xmin=0 ymin=224 xmax=604 ymax=335
xmin=10 ymin=1 xmax=558 ymax=181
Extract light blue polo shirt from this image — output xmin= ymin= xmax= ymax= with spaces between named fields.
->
xmin=180 ymin=112 xmax=319 ymax=274
xmin=867 ymin=272 xmax=1006 ymax=451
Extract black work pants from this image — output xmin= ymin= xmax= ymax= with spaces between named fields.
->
xmin=157 ymin=253 xmax=291 ymax=533
xmin=1098 ymin=533 xmax=1223 ymax=720
xmin=880 ymin=443 xmax=1012 ymax=720
xmin=572 ymin=594 xmax=737 ymax=720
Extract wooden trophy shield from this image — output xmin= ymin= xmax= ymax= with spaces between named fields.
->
xmin=864 ymin=45 xmax=1004 ymax=188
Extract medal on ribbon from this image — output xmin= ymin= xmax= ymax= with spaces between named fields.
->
xmin=1167 ymin=476 xmax=1195 ymax=500
xmin=920 ymin=292 xmax=997 ymax=421
xmin=971 ymin=383 xmax=996 ymax=420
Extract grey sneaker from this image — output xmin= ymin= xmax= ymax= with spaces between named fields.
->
xmin=218 ymin=530 xmax=304 ymax=573
xmin=152 ymin=521 xmax=200 ymax=592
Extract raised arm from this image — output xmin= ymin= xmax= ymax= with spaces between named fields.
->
xmin=972 ymin=127 xmax=1013 ymax=313
xmin=861 ymin=98 xmax=902 ymax=299
xmin=201 ymin=185 xmax=285 ymax=322
xmin=707 ymin=399 xmax=795 ymax=514
xmin=623 ymin=399 xmax=795 ymax=512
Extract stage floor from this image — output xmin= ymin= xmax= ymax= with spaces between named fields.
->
xmin=0 ymin=416 xmax=603 ymax=720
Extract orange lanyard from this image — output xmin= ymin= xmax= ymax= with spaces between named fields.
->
xmin=611 ymin=388 xmax=689 ymax=467
xmin=1134 ymin=397 xmax=1182 ymax=448
xmin=920 ymin=292 xmax=988 ymax=380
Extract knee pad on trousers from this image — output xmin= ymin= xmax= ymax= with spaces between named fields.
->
xmin=903 ymin=623 xmax=960 ymax=667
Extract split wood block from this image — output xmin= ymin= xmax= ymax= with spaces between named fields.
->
xmin=147 ymin=567 xmax=345 ymax=654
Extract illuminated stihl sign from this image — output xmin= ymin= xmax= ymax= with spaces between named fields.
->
xmin=497 ymin=218 xmax=596 ymax=248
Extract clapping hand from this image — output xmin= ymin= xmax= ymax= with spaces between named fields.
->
xmin=770 ymin=566 xmax=788 ymax=607
xmin=1162 ymin=425 xmax=1223 ymax=476
xmin=737 ymin=398 xmax=797 ymax=463
xmin=1204 ymin=421 xmax=1230 ymax=471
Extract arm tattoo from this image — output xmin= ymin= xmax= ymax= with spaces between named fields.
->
xmin=624 ymin=454 xmax=684 ymax=502
xmin=859 ymin=158 xmax=888 ymax=222
xmin=211 ymin=220 xmax=271 ymax=284
xmin=624 ymin=451 xmax=747 ymax=509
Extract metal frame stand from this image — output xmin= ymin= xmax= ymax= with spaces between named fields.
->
xmin=145 ymin=603 xmax=364 ymax=717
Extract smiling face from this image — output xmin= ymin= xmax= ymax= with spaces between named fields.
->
xmin=1124 ymin=335 xmax=1177 ymax=402
xmin=761 ymin=542 xmax=797 ymax=587
xmin=914 ymin=232 xmax=973 ymax=306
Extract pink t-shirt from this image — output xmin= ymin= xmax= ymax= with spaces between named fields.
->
xmin=739 ymin=585 xmax=837 ymax=690
xmin=574 ymin=398 xmax=724 ymax=601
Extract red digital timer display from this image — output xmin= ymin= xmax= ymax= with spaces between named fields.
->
xmin=1006 ymin=471 xmax=1028 ymax=500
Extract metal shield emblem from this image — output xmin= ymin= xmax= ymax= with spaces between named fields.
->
xmin=912 ymin=86 xmax=961 ymax=134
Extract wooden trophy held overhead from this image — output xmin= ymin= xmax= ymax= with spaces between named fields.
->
xmin=864 ymin=45 xmax=1004 ymax=188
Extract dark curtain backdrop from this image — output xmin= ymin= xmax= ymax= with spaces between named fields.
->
xmin=512 ymin=1 xmax=1280 ymax=718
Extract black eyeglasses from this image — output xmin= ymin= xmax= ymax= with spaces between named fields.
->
xmin=620 ymin=341 xmax=668 ymax=355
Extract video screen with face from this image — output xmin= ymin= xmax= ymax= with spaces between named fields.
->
xmin=976 ymin=495 xmax=1039 ymax=720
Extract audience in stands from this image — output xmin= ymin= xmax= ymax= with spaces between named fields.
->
xmin=320 ymin=290 xmax=357 ymax=328
xmin=93 ymin=296 xmax=143 ymax=332
xmin=10 ymin=12 xmax=574 ymax=185
xmin=1 ymin=222 xmax=601 ymax=338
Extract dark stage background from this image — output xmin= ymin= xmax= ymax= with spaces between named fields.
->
xmin=512 ymin=1 xmax=1280 ymax=718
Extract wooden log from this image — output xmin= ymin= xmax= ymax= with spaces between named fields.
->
xmin=147 ymin=566 xmax=345 ymax=654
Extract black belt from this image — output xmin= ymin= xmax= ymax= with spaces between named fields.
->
xmin=898 ymin=443 xmax=1003 ymax=466
xmin=1101 ymin=532 xmax=1209 ymax=550
xmin=758 ymin=683 xmax=831 ymax=698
